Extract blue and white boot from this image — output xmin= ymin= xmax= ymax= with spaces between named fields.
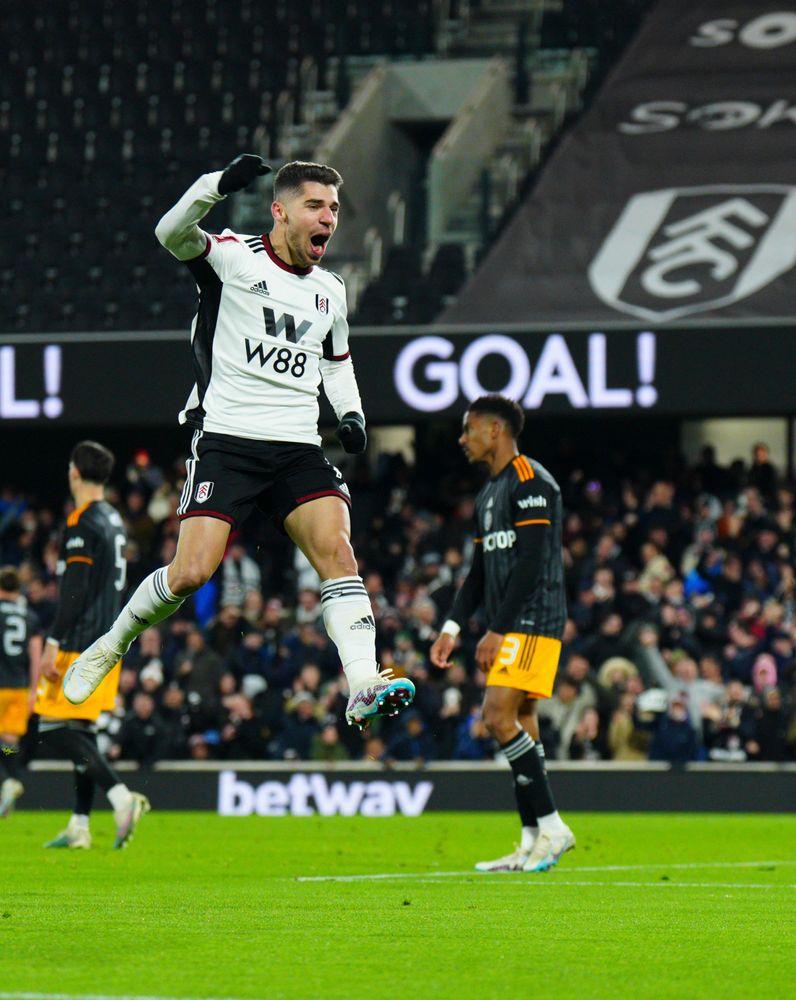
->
xmin=345 ymin=668 xmax=415 ymax=730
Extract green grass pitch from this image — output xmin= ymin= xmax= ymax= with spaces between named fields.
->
xmin=1 ymin=812 xmax=795 ymax=1000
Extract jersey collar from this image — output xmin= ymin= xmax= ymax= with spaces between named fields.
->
xmin=262 ymin=234 xmax=314 ymax=276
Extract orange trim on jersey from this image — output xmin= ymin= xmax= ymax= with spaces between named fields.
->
xmin=512 ymin=456 xmax=534 ymax=482
xmin=65 ymin=555 xmax=93 ymax=565
xmin=66 ymin=501 xmax=92 ymax=527
xmin=515 ymin=519 xmax=551 ymax=526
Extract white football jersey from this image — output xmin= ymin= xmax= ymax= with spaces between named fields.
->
xmin=180 ymin=230 xmax=351 ymax=444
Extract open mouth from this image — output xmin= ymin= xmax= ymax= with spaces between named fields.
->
xmin=309 ymin=232 xmax=330 ymax=258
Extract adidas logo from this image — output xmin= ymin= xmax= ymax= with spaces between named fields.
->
xmin=249 ymin=280 xmax=269 ymax=297
xmin=350 ymin=615 xmax=376 ymax=631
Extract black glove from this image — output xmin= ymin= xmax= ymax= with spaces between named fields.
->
xmin=336 ymin=412 xmax=367 ymax=454
xmin=218 ymin=154 xmax=272 ymax=196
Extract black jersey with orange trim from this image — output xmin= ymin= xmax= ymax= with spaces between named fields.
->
xmin=55 ymin=500 xmax=127 ymax=652
xmin=474 ymin=454 xmax=566 ymax=639
xmin=0 ymin=598 xmax=41 ymax=687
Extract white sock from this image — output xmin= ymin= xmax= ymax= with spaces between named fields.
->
xmin=521 ymin=826 xmax=538 ymax=851
xmin=537 ymin=811 xmax=567 ymax=835
xmin=320 ymin=575 xmax=376 ymax=688
xmin=107 ymin=783 xmax=133 ymax=812
xmin=71 ymin=813 xmax=90 ymax=830
xmin=105 ymin=567 xmax=184 ymax=654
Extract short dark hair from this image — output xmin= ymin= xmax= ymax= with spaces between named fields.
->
xmin=0 ymin=566 xmax=20 ymax=592
xmin=467 ymin=395 xmax=525 ymax=440
xmin=274 ymin=161 xmax=343 ymax=201
xmin=70 ymin=440 xmax=115 ymax=485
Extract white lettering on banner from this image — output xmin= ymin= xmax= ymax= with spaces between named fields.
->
xmin=588 ymin=335 xmax=633 ymax=408
xmin=690 ymin=13 xmax=796 ymax=49
xmin=217 ymin=770 xmax=434 ymax=817
xmin=523 ymin=334 xmax=589 ymax=408
xmin=459 ymin=335 xmax=530 ymax=401
xmin=0 ymin=345 xmax=63 ymax=420
xmin=393 ymin=335 xmax=457 ymax=410
xmin=619 ymin=99 xmax=796 ymax=134
xmin=589 ymin=186 xmax=796 ymax=321
xmin=393 ymin=332 xmax=654 ymax=411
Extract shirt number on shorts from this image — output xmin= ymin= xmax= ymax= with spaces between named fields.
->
xmin=497 ymin=635 xmax=521 ymax=666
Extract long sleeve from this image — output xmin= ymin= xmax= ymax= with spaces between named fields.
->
xmin=320 ymin=356 xmax=364 ymax=421
xmin=448 ymin=543 xmax=485 ymax=625
xmin=154 ymin=171 xmax=226 ymax=261
xmin=489 ymin=521 xmax=547 ymax=634
xmin=48 ymin=562 xmax=92 ymax=646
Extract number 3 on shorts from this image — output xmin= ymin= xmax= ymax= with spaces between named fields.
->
xmin=497 ymin=635 xmax=521 ymax=666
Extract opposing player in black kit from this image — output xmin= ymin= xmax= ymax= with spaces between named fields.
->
xmin=0 ymin=567 xmax=42 ymax=817
xmin=430 ymin=396 xmax=575 ymax=872
xmin=36 ymin=441 xmax=149 ymax=849
xmin=64 ymin=154 xmax=415 ymax=729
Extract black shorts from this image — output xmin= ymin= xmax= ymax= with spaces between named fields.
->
xmin=177 ymin=431 xmax=351 ymax=529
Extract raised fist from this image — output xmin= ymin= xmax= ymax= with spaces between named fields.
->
xmin=218 ymin=154 xmax=272 ymax=196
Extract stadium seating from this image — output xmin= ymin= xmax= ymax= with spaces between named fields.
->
xmin=348 ymin=0 xmax=656 ymax=324
xmin=1 ymin=1 xmax=442 ymax=332
xmin=2 ymin=0 xmax=653 ymax=332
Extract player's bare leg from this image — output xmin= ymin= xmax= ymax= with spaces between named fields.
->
xmin=64 ymin=516 xmax=230 ymax=704
xmin=518 ymin=697 xmax=540 ymax=741
xmin=166 ymin=515 xmax=232 ymax=594
xmin=285 ymin=496 xmax=414 ymax=728
xmin=477 ymin=686 xmax=574 ymax=873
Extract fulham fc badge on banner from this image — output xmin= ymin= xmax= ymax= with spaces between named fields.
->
xmin=589 ymin=185 xmax=796 ymax=322
xmin=195 ymin=481 xmax=214 ymax=504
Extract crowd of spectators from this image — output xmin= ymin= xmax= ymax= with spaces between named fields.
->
xmin=3 ymin=437 xmax=796 ymax=768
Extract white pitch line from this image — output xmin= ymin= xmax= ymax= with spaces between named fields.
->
xmin=295 ymin=859 xmax=796 ymax=882
xmin=407 ymin=880 xmax=796 ymax=889
xmin=543 ymin=860 xmax=796 ymax=873
xmin=0 ymin=993 xmax=242 ymax=1000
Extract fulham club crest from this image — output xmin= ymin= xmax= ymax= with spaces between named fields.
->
xmin=315 ymin=294 xmax=329 ymax=315
xmin=195 ymin=481 xmax=214 ymax=504
xmin=589 ymin=185 xmax=796 ymax=321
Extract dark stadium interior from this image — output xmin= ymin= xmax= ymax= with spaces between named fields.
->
xmin=4 ymin=4 xmax=796 ymax=998
xmin=0 ymin=0 xmax=653 ymax=331
xmin=2 ymin=0 xmax=795 ymax=766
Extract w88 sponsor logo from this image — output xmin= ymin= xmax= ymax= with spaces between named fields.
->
xmin=244 ymin=338 xmax=307 ymax=378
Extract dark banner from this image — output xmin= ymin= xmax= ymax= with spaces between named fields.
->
xmin=2 ymin=325 xmax=796 ymax=425
xmin=442 ymin=2 xmax=796 ymax=324
xmin=21 ymin=764 xmax=796 ymax=813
